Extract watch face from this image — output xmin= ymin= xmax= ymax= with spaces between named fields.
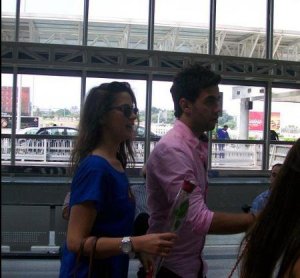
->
xmin=121 ymin=237 xmax=132 ymax=253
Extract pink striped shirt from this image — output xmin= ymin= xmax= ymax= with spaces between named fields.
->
xmin=147 ymin=120 xmax=214 ymax=278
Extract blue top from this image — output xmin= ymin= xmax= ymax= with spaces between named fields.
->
xmin=59 ymin=155 xmax=135 ymax=278
xmin=250 ymin=189 xmax=270 ymax=214
xmin=217 ymin=128 xmax=230 ymax=140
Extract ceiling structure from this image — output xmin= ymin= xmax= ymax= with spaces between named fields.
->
xmin=2 ymin=16 xmax=300 ymax=61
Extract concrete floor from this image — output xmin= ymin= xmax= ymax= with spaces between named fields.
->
xmin=2 ymin=234 xmax=243 ymax=278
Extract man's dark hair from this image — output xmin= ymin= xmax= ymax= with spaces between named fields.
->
xmin=170 ymin=63 xmax=221 ymax=118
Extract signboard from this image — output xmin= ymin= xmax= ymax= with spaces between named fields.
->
xmin=1 ymin=116 xmax=39 ymax=129
xmin=249 ymin=112 xmax=280 ymax=131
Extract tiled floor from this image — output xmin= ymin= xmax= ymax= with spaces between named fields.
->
xmin=2 ymin=234 xmax=243 ymax=278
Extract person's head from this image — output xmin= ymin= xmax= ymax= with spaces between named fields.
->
xmin=269 ymin=163 xmax=282 ymax=189
xmin=240 ymin=139 xmax=300 ymax=277
xmin=170 ymin=63 xmax=222 ymax=134
xmin=71 ymin=81 xmax=138 ymax=172
xmin=223 ymin=125 xmax=228 ymax=130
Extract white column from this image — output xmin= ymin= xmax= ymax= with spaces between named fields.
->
xmin=239 ymin=98 xmax=249 ymax=139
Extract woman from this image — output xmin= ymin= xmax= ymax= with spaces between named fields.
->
xmin=239 ymin=138 xmax=300 ymax=278
xmin=59 ymin=81 xmax=176 ymax=277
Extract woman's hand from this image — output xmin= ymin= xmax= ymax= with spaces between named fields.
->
xmin=132 ymin=232 xmax=177 ymax=257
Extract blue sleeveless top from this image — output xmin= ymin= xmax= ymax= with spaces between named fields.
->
xmin=59 ymin=155 xmax=135 ymax=278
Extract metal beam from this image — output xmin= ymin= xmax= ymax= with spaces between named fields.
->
xmin=1 ymin=41 xmax=300 ymax=83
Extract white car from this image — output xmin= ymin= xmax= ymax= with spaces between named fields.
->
xmin=18 ymin=127 xmax=40 ymax=134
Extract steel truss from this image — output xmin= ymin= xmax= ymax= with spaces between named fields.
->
xmin=2 ymin=41 xmax=300 ymax=84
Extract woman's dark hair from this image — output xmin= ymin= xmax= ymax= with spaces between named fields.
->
xmin=239 ymin=138 xmax=300 ymax=278
xmin=170 ymin=63 xmax=221 ymax=118
xmin=70 ymin=81 xmax=138 ymax=174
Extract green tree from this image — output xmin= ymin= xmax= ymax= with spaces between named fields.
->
xmin=217 ymin=111 xmax=236 ymax=129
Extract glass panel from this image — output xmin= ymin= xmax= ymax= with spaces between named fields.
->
xmin=274 ymin=0 xmax=300 ymax=61
xmin=269 ymin=143 xmax=293 ymax=165
xmin=216 ymin=0 xmax=266 ymax=58
xmin=271 ymin=88 xmax=300 ymax=141
xmin=152 ymin=81 xmax=175 ymax=136
xmin=15 ymin=74 xmax=81 ymax=133
xmin=1 ymin=73 xmax=13 ymax=162
xmin=1 ymin=0 xmax=16 ymax=41
xmin=211 ymin=142 xmax=263 ymax=169
xmin=1 ymin=74 xmax=14 ymax=134
xmin=19 ymin=0 xmax=84 ymax=44
xmin=88 ymin=0 xmax=148 ymax=49
xmin=154 ymin=0 xmax=210 ymax=53
xmin=217 ymin=85 xmax=265 ymax=140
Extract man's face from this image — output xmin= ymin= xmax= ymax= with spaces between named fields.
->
xmin=189 ymin=85 xmax=221 ymax=133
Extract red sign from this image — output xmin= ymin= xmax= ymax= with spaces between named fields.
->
xmin=249 ymin=112 xmax=280 ymax=131
xmin=249 ymin=112 xmax=264 ymax=131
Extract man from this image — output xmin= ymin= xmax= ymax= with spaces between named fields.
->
xmin=251 ymin=163 xmax=282 ymax=214
xmin=146 ymin=64 xmax=255 ymax=278
xmin=216 ymin=125 xmax=230 ymax=158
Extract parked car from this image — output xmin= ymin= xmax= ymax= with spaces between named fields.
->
xmin=35 ymin=126 xmax=78 ymax=136
xmin=18 ymin=127 xmax=40 ymax=135
xmin=135 ymin=126 xmax=161 ymax=139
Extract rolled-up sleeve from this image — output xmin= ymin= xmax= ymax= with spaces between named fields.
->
xmin=147 ymin=142 xmax=213 ymax=235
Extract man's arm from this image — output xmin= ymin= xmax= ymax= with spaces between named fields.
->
xmin=208 ymin=211 xmax=255 ymax=234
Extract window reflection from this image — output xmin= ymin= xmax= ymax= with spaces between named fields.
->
xmin=154 ymin=0 xmax=210 ymax=54
xmin=216 ymin=0 xmax=266 ymax=58
xmin=218 ymin=85 xmax=265 ymax=140
xmin=19 ymin=0 xmax=84 ymax=44
xmin=271 ymin=88 xmax=300 ymax=141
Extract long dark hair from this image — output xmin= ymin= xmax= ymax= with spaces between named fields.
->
xmin=70 ymin=81 xmax=138 ymax=175
xmin=239 ymin=138 xmax=300 ymax=278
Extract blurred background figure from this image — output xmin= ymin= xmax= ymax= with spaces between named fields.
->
xmin=250 ymin=163 xmax=283 ymax=214
xmin=270 ymin=129 xmax=279 ymax=141
xmin=217 ymin=125 xmax=230 ymax=158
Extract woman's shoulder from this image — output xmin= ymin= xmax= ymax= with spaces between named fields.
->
xmin=79 ymin=155 xmax=125 ymax=175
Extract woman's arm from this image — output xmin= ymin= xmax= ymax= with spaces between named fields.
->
xmin=66 ymin=201 xmax=177 ymax=259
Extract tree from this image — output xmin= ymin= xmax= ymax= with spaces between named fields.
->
xmin=217 ymin=111 xmax=236 ymax=129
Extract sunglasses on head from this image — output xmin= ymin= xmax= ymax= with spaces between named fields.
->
xmin=110 ymin=104 xmax=139 ymax=118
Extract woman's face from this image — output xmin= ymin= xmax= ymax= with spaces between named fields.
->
xmin=104 ymin=92 xmax=138 ymax=142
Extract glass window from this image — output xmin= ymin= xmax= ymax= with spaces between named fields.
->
xmin=211 ymin=142 xmax=264 ymax=170
xmin=271 ymin=87 xmax=300 ymax=141
xmin=14 ymin=74 xmax=81 ymax=133
xmin=216 ymin=0 xmax=266 ymax=58
xmin=88 ymin=0 xmax=148 ymax=49
xmin=269 ymin=143 xmax=293 ymax=165
xmin=19 ymin=0 xmax=84 ymax=44
xmin=151 ymin=81 xmax=175 ymax=136
xmin=217 ymin=85 xmax=265 ymax=140
xmin=274 ymin=0 xmax=300 ymax=61
xmin=1 ymin=0 xmax=16 ymax=41
xmin=154 ymin=0 xmax=210 ymax=54
xmin=1 ymin=74 xmax=14 ymax=134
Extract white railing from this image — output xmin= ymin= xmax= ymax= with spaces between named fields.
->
xmin=1 ymin=138 xmax=291 ymax=168
xmin=1 ymin=138 xmax=158 ymax=165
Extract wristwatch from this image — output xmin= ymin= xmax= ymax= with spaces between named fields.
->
xmin=120 ymin=237 xmax=135 ymax=257
xmin=120 ymin=237 xmax=132 ymax=253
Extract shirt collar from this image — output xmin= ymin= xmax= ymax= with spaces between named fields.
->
xmin=174 ymin=120 xmax=202 ymax=147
